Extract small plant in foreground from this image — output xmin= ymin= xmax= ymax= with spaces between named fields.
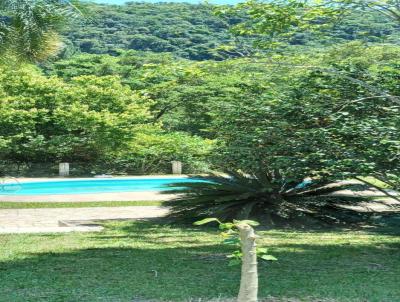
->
xmin=194 ymin=218 xmax=277 ymax=302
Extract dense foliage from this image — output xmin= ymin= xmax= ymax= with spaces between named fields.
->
xmin=0 ymin=65 xmax=149 ymax=163
xmin=219 ymin=0 xmax=400 ymax=50
xmin=41 ymin=42 xmax=400 ymax=185
xmin=58 ymin=2 xmax=399 ymax=61
xmin=0 ymin=65 xmax=212 ymax=175
xmin=207 ymin=44 xmax=400 ymax=186
xmin=60 ymin=2 xmax=246 ymax=61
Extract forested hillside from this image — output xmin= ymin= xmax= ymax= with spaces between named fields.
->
xmin=60 ymin=2 xmax=399 ymax=61
xmin=61 ymin=2 xmax=244 ymax=60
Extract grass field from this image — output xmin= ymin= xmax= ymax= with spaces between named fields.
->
xmin=0 ymin=221 xmax=399 ymax=302
xmin=0 ymin=201 xmax=163 ymax=209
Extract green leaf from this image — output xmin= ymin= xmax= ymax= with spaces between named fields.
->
xmin=227 ymin=251 xmax=242 ymax=258
xmin=228 ymin=259 xmax=241 ymax=266
xmin=219 ymin=222 xmax=234 ymax=230
xmin=193 ymin=218 xmax=220 ymax=226
xmin=260 ymin=255 xmax=278 ymax=261
xmin=257 ymin=247 xmax=268 ymax=254
xmin=237 ymin=220 xmax=260 ymax=226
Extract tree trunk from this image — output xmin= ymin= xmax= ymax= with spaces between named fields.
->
xmin=237 ymin=223 xmax=258 ymax=302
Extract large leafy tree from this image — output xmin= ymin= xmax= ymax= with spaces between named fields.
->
xmin=212 ymin=44 xmax=399 ymax=184
xmin=0 ymin=62 xmax=213 ymax=175
xmin=0 ymin=65 xmax=151 ymax=163
xmin=166 ymin=44 xmax=400 ymax=223
xmin=213 ymin=1 xmax=400 ymax=185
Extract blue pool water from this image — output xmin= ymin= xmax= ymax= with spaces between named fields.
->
xmin=0 ymin=177 xmax=203 ymax=195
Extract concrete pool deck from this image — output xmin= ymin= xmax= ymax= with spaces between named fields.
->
xmin=0 ymin=206 xmax=169 ymax=234
xmin=0 ymin=175 xmax=184 ymax=202
xmin=0 ymin=191 xmax=177 ymax=202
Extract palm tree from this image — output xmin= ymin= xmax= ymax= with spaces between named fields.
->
xmin=0 ymin=0 xmax=81 ymax=62
xmin=164 ymin=172 xmax=370 ymax=226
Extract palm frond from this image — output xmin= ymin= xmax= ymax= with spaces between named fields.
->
xmin=0 ymin=0 xmax=82 ymax=62
xmin=293 ymin=182 xmax=368 ymax=197
xmin=164 ymin=172 xmax=372 ymax=225
xmin=164 ymin=173 xmax=279 ymax=221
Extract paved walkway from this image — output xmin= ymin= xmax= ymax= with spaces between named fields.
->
xmin=0 ymin=191 xmax=176 ymax=202
xmin=0 ymin=206 xmax=169 ymax=234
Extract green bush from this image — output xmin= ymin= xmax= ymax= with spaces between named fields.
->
xmin=0 ymin=65 xmax=213 ymax=176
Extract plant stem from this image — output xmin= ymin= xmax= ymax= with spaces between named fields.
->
xmin=237 ymin=223 xmax=258 ymax=302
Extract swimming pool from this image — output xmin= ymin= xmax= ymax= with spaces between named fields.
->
xmin=0 ymin=177 xmax=203 ymax=195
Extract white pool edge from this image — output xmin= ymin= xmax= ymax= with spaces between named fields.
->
xmin=7 ymin=174 xmax=193 ymax=184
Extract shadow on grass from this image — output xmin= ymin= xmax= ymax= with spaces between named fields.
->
xmin=113 ymin=214 xmax=400 ymax=236
xmin=0 ymin=246 xmax=239 ymax=302
xmin=0 ymin=220 xmax=400 ymax=302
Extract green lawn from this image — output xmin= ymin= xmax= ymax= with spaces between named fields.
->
xmin=0 ymin=221 xmax=399 ymax=302
xmin=0 ymin=201 xmax=162 ymax=209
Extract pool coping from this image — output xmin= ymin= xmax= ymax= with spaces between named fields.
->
xmin=5 ymin=174 xmax=192 ymax=183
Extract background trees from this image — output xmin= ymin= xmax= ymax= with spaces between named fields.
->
xmin=212 ymin=0 xmax=400 ymax=189
xmin=26 ymin=40 xmax=400 ymax=184
xmin=0 ymin=66 xmax=149 ymax=162
xmin=164 ymin=43 xmax=399 ymax=222
xmin=60 ymin=2 xmax=246 ymax=61
xmin=206 ymin=44 xmax=400 ymax=184
xmin=55 ymin=2 xmax=398 ymax=61
xmin=337 ymin=0 xmax=400 ymax=23
xmin=0 ymin=64 xmax=212 ymax=175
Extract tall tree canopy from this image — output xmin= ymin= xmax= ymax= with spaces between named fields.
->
xmin=218 ymin=0 xmax=399 ymax=50
xmin=55 ymin=2 xmax=399 ymax=61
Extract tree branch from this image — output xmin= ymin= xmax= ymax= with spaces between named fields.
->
xmin=251 ymin=59 xmax=400 ymax=106
xmin=334 ymin=95 xmax=398 ymax=113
